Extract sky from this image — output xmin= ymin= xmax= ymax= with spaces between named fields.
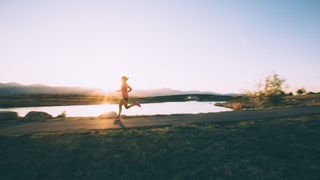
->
xmin=0 ymin=0 xmax=319 ymax=93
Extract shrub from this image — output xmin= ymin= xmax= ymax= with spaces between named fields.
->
xmin=296 ymin=88 xmax=306 ymax=95
xmin=245 ymin=74 xmax=287 ymax=107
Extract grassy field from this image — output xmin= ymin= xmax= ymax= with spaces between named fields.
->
xmin=1 ymin=115 xmax=319 ymax=180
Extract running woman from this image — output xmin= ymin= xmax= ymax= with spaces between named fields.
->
xmin=116 ymin=76 xmax=141 ymax=119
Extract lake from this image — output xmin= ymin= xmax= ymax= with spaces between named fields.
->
xmin=0 ymin=101 xmax=232 ymax=117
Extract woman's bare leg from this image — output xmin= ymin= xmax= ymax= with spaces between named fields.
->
xmin=116 ymin=100 xmax=124 ymax=118
xmin=117 ymin=100 xmax=141 ymax=119
xmin=124 ymin=102 xmax=141 ymax=109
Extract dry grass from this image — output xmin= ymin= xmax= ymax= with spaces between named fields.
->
xmin=1 ymin=115 xmax=320 ymax=179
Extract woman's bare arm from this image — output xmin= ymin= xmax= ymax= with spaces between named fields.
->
xmin=127 ymin=85 xmax=132 ymax=93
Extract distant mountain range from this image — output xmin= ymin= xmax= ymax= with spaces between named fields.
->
xmin=128 ymin=88 xmax=223 ymax=97
xmin=0 ymin=82 xmax=101 ymax=96
xmin=0 ymin=82 xmax=234 ymax=97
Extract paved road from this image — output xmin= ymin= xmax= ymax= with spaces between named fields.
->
xmin=1 ymin=106 xmax=320 ymax=135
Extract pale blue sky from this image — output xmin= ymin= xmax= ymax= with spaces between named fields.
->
xmin=0 ymin=0 xmax=319 ymax=93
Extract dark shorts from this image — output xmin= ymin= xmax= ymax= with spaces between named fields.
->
xmin=122 ymin=97 xmax=129 ymax=103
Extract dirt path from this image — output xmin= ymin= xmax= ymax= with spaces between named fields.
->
xmin=1 ymin=106 xmax=320 ymax=135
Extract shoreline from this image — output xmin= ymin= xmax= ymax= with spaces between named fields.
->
xmin=0 ymin=94 xmax=233 ymax=108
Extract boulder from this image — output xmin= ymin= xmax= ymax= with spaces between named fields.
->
xmin=0 ymin=111 xmax=19 ymax=121
xmin=231 ymin=103 xmax=243 ymax=110
xmin=24 ymin=111 xmax=53 ymax=121
xmin=98 ymin=111 xmax=117 ymax=119
xmin=56 ymin=111 xmax=67 ymax=118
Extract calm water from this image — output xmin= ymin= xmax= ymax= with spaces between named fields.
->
xmin=0 ymin=101 xmax=232 ymax=117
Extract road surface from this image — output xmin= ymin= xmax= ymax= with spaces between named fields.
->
xmin=1 ymin=106 xmax=320 ymax=135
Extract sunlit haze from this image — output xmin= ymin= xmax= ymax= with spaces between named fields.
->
xmin=1 ymin=0 xmax=319 ymax=93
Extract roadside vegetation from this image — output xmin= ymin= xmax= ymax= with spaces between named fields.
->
xmin=217 ymin=73 xmax=320 ymax=110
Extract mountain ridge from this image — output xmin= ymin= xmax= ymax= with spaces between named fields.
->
xmin=0 ymin=82 xmax=234 ymax=97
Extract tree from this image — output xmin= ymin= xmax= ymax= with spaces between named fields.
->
xmin=263 ymin=74 xmax=286 ymax=105
xmin=246 ymin=73 xmax=287 ymax=107
xmin=263 ymin=74 xmax=286 ymax=96
xmin=296 ymin=88 xmax=306 ymax=95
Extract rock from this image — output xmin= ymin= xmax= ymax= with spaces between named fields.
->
xmin=98 ymin=111 xmax=117 ymax=119
xmin=231 ymin=103 xmax=243 ymax=110
xmin=0 ymin=111 xmax=19 ymax=121
xmin=56 ymin=111 xmax=67 ymax=118
xmin=215 ymin=102 xmax=243 ymax=110
xmin=24 ymin=111 xmax=53 ymax=121
xmin=214 ymin=102 xmax=224 ymax=107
